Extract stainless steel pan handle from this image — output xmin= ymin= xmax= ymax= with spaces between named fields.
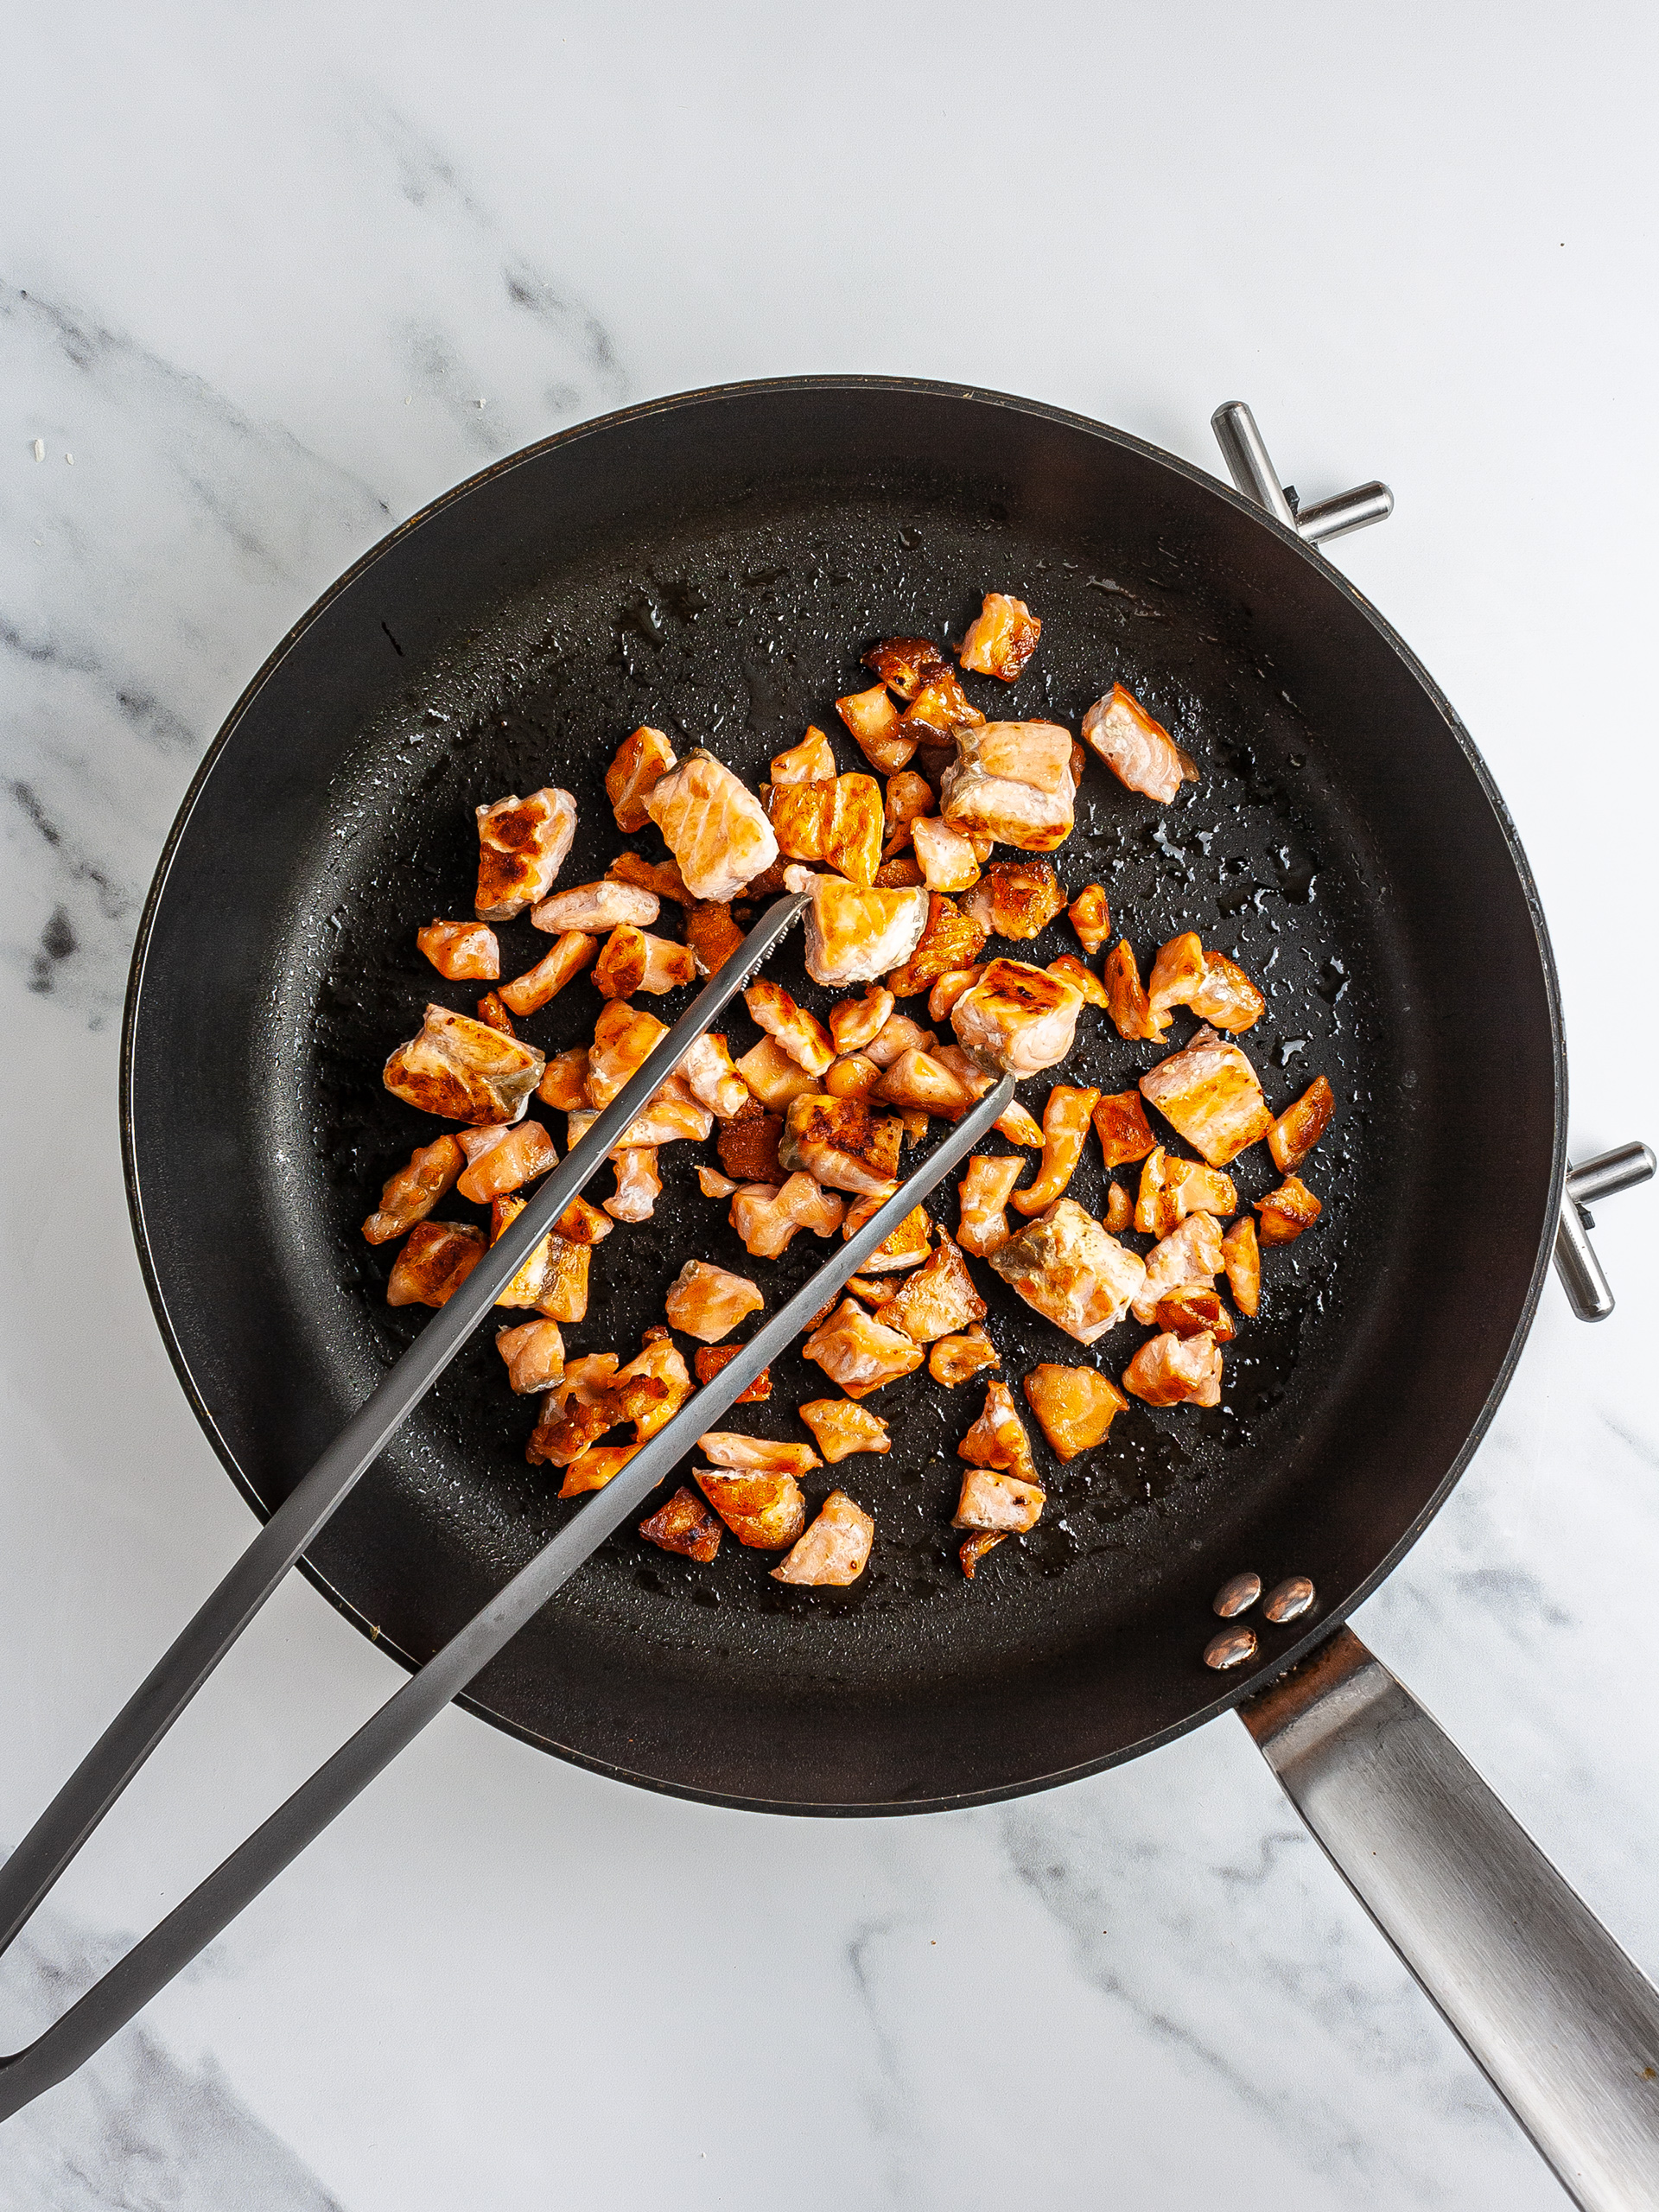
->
xmin=1242 ymin=1629 xmax=1659 ymax=2212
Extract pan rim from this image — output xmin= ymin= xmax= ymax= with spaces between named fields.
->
xmin=119 ymin=373 xmax=1568 ymax=1815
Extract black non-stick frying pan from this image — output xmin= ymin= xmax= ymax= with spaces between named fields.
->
xmin=10 ymin=381 xmax=1659 ymax=2199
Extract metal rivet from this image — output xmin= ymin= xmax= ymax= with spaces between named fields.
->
xmin=1212 ymin=1571 xmax=1261 ymax=1618
xmin=1262 ymin=1575 xmax=1315 ymax=1624
xmin=1204 ymin=1625 xmax=1257 ymax=1670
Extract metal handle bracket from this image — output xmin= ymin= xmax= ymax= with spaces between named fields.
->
xmin=1211 ymin=400 xmax=1393 ymax=545
xmin=1554 ymin=1142 xmax=1656 ymax=1321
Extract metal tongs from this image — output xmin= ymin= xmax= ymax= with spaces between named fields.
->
xmin=0 ymin=892 xmax=1014 ymax=2116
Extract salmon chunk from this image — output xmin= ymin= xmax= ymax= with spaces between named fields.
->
xmin=362 ymin=1135 xmax=464 ymax=1244
xmin=1147 ymin=931 xmax=1206 ymax=1022
xmin=836 ymin=682 xmax=914 ymax=773
xmin=698 ymin=1433 xmax=822 ymax=1474
xmin=456 ymin=1119 xmax=558 ymax=1205
xmin=785 ymin=868 xmax=931 ymax=987
xmin=988 ymin=1197 xmax=1147 ymax=1344
xmin=882 ymin=770 xmax=934 ymax=855
xmin=1102 ymin=939 xmax=1164 ymax=1043
xmin=499 ymin=931 xmax=597 ymax=1016
xmin=593 ymin=927 xmax=696 ymax=999
xmin=684 ymin=899 xmax=746 ymax=977
xmin=764 ymin=772 xmax=884 ymax=887
xmin=532 ymin=879 xmax=659 ymax=934
xmin=585 ymin=1000 xmax=667 ymax=1108
xmin=695 ymin=1468 xmax=806 ymax=1548
xmin=645 ymin=747 xmax=779 ymax=901
xmin=1268 ymin=1074 xmax=1336 ymax=1172
xmin=927 ymin=966 xmax=985 ymax=1023
xmin=693 ymin=1345 xmax=772 ymax=1401
xmin=1221 ymin=1216 xmax=1262 ymax=1315
xmin=606 ymin=726 xmax=677 ymax=832
xmin=664 ymin=1258 xmax=765 ymax=1341
xmin=780 ymin=1095 xmax=902 ymax=1197
xmin=843 ymin=1198 xmax=932 ymax=1272
xmin=1046 ymin=955 xmax=1107 ymax=1007
xmin=1104 ymin=1181 xmax=1133 ymax=1233
xmin=1133 ymin=1211 xmax=1226 ymax=1325
xmin=771 ymin=727 xmax=838 ymax=785
xmin=829 ymin=986 xmax=895 ymax=1055
xmin=802 ymin=1299 xmax=925 ymax=1397
xmin=994 ymin=1097 xmax=1046 ymax=1147
xmin=884 ymin=1230 xmax=987 ymax=1344
xmin=1134 ymin=1147 xmax=1237 ymax=1238
xmin=1255 ymin=1175 xmax=1323 ymax=1246
xmin=1010 ymin=1085 xmax=1101 ymax=1215
xmin=730 ymin=1173 xmax=845 ymax=1258
xmin=863 ymin=636 xmax=950 ymax=701
xmin=495 ymin=1319 xmax=566 ymax=1395
xmin=1155 ymin=1285 xmax=1236 ymax=1341
xmin=609 ymin=850 xmax=691 ymax=906
xmin=957 ymin=591 xmax=1042 ymax=681
xmin=733 ymin=1035 xmax=817 ymax=1113
xmin=605 ymin=1147 xmax=662 ymax=1221
xmin=619 ymin=1328 xmax=690 ymax=1444
xmin=874 ymin=1046 xmax=976 ymax=1120
xmin=386 ymin=1220 xmax=485 ymax=1307
xmin=671 ymin=1033 xmax=745 ymax=1121
xmin=958 ymin=1378 xmax=1039 ymax=1484
xmin=951 ymin=958 xmax=1085 ymax=1078
xmin=928 ymin=1323 xmax=1001 ymax=1388
xmin=639 ymin=1485 xmax=723 ymax=1563
xmin=1022 ymin=1363 xmax=1129 ymax=1461
xmin=474 ymin=992 xmax=516 ymax=1035
xmin=864 ymin=1012 xmax=938 ymax=1068
xmin=490 ymin=1195 xmax=591 ymax=1321
xmin=717 ymin=1109 xmax=784 ymax=1182
xmin=745 ymin=979 xmax=836 ymax=1076
xmin=417 ymin=920 xmax=499 ymax=981
xmin=384 ymin=1004 xmax=546 ymax=1127
xmin=899 ymin=664 xmax=984 ymax=744
xmin=772 ymin=1491 xmax=875 ymax=1586
xmin=1191 ymin=950 xmax=1266 ymax=1032
xmin=941 ymin=721 xmax=1077 ymax=851
xmin=956 ymin=1450 xmax=1046 ymax=1530
xmin=1093 ymin=1090 xmax=1157 ymax=1171
xmin=962 ymin=858 xmax=1068 ymax=941
xmin=881 ymin=892 xmax=989 ymax=999
xmin=911 ymin=814 xmax=983 ymax=891
xmin=1068 ymin=883 xmax=1111 ymax=957
xmin=475 ymin=788 xmax=576 ymax=919
xmin=1122 ymin=1329 xmax=1223 ymax=1408
xmin=1140 ymin=1026 xmax=1274 ymax=1166
xmin=957 ymin=1154 xmax=1025 ymax=1255
xmin=799 ymin=1399 xmax=892 ymax=1463
xmin=1081 ymin=685 xmax=1189 ymax=805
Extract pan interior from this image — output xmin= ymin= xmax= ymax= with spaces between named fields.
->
xmin=126 ymin=385 xmax=1560 ymax=1809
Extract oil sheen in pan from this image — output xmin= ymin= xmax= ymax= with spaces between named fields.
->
xmin=302 ymin=492 xmax=1393 ymax=1659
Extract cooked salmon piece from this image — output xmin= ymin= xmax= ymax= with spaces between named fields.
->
xmin=585 ymin=1000 xmax=667 ymax=1108
xmin=606 ymin=726 xmax=677 ymax=831
xmin=664 ymin=1258 xmax=764 ymax=1341
xmin=962 ymin=858 xmax=1068 ymax=941
xmin=1046 ymin=955 xmax=1108 ymax=1007
xmin=698 ymin=1165 xmax=738 ymax=1198
xmin=537 ymin=1046 xmax=591 ymax=1113
xmin=362 ymin=1135 xmax=464 ymax=1244
xmin=959 ymin=1530 xmax=1007 ymax=1578
xmin=698 ymin=1433 xmax=822 ymax=1474
xmin=1132 ymin=1211 xmax=1226 ymax=1325
xmin=824 ymin=1052 xmax=883 ymax=1101
xmin=495 ymin=1319 xmax=566 ymax=1395
xmin=1140 ymin=1025 xmax=1274 ymax=1166
xmin=1103 ymin=1182 xmax=1132 ymax=1233
xmin=456 ymin=1119 xmax=558 ymax=1205
xmin=386 ymin=1220 xmax=485 ymax=1307
xmin=864 ymin=1011 xmax=938 ymax=1068
xmin=716 ymin=1109 xmax=783 ymax=1183
xmin=608 ymin=850 xmax=692 ymax=906
xmin=798 ymin=1399 xmax=892 ymax=1463
xmin=592 ymin=926 xmax=696 ymax=999
xmin=1122 ymin=1329 xmax=1223 ymax=1408
xmin=780 ymin=1095 xmax=902 ymax=1197
xmin=898 ymin=664 xmax=984 ymax=743
xmin=1103 ymin=940 xmax=1165 ymax=1042
xmin=772 ymin=1490 xmax=875 ymax=1586
xmin=1191 ymin=950 xmax=1265 ymax=1032
xmin=475 ymin=788 xmax=576 ymax=919
xmin=730 ymin=1173 xmax=845 ymax=1258
xmin=567 ymin=1088 xmax=711 ymax=1150
xmin=639 ymin=1485 xmax=723 ymax=1562
xmin=994 ymin=1097 xmax=1046 ymax=1147
xmin=957 ymin=1154 xmax=1025 ymax=1255
xmin=683 ymin=899 xmax=745 ymax=977
xmin=1135 ymin=1146 xmax=1179 ymax=1237
xmin=863 ymin=636 xmax=950 ymax=701
xmin=884 ymin=1230 xmax=987 ymax=1343
xmin=784 ymin=868 xmax=931 ymax=987
xmin=882 ymin=771 xmax=934 ymax=855
xmin=957 ymin=1378 xmax=1039 ymax=1486
xmin=941 ymin=722 xmax=1076 ymax=851
xmin=532 ymin=879 xmax=660 ymax=934
xmin=989 ymin=1197 xmax=1147 ymax=1344
xmin=524 ymin=1369 xmax=670 ymax=1467
xmin=928 ymin=1323 xmax=1001 ymax=1388
xmin=843 ymin=1274 xmax=896 ymax=1306
xmin=1135 ymin=1148 xmax=1238 ymax=1238
xmin=1081 ymin=685 xmax=1189 ymax=805
xmin=552 ymin=1194 xmax=613 ymax=1245
xmin=745 ymin=979 xmax=836 ymax=1076
xmin=1010 ymin=1085 xmax=1102 ymax=1215
xmin=681 ymin=1032 xmax=751 ymax=1119
xmin=474 ymin=991 xmax=516 ymax=1036
xmin=557 ymin=1443 xmax=641 ymax=1498
xmin=911 ymin=814 xmax=983 ymax=892
xmin=416 ymin=919 xmax=499 ymax=981
xmin=958 ymin=591 xmax=1041 ymax=681
xmin=1022 ymin=1363 xmax=1129 ymax=1461
xmin=1221 ymin=1216 xmax=1262 ymax=1316
xmin=645 ymin=747 xmax=779 ymax=901
xmin=541 ymin=1351 xmax=620 ymax=1413
xmin=836 ymin=682 xmax=915 ymax=773
xmin=384 ymin=1004 xmax=546 ymax=1127
xmin=874 ymin=1046 xmax=977 ymax=1121
xmin=829 ymin=985 xmax=896 ymax=1055
xmin=693 ymin=1344 xmax=772 ymax=1401
xmin=621 ymin=1324 xmax=692 ymax=1430
xmin=951 ymin=958 xmax=1084 ymax=1078
xmin=1255 ymin=1175 xmax=1322 ymax=1246
xmin=763 ymin=772 xmax=884 ymax=887
xmin=1068 ymin=883 xmax=1111 ymax=957
xmin=498 ymin=931 xmax=597 ymax=1017
xmin=1268 ymin=1074 xmax=1335 ymax=1171
xmin=733 ymin=1035 xmax=817 ymax=1112
xmin=927 ymin=966 xmax=985 ymax=1023
xmin=605 ymin=1147 xmax=662 ymax=1221
xmin=490 ymin=1195 xmax=591 ymax=1321
xmin=802 ymin=1298 xmax=925 ymax=1397
xmin=1147 ymin=931 xmax=1206 ymax=1022
xmin=1155 ymin=1285 xmax=1236 ymax=1342
xmin=695 ymin=1467 xmax=806 ymax=1548
xmin=771 ymin=727 xmax=838 ymax=785
xmin=842 ymin=1198 xmax=932 ymax=1272
xmin=874 ymin=854 xmax=925 ymax=888
xmin=1093 ymin=1090 xmax=1157 ymax=1171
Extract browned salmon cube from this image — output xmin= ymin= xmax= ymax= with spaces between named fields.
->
xmin=684 ymin=899 xmax=745 ymax=977
xmin=417 ymin=919 xmax=499 ymax=981
xmin=836 ymin=683 xmax=914 ymax=773
xmin=1268 ymin=1074 xmax=1336 ymax=1172
xmin=958 ymin=592 xmax=1042 ymax=681
xmin=962 ymin=859 xmax=1067 ymax=941
xmin=639 ymin=1485 xmax=722 ymax=1562
xmin=779 ymin=1095 xmax=903 ymax=1197
xmin=863 ymin=636 xmax=950 ymax=701
xmin=801 ymin=1299 xmax=924 ymax=1397
xmin=386 ymin=1220 xmax=485 ymax=1307
xmin=384 ymin=1005 xmax=545 ymax=1128
xmin=693 ymin=1344 xmax=772 ymax=1401
xmin=1081 ymin=686 xmax=1188 ymax=805
xmin=1122 ymin=1329 xmax=1222 ymax=1408
xmin=695 ymin=1468 xmax=806 ymax=1548
xmin=1093 ymin=1090 xmax=1157 ymax=1170
xmin=1154 ymin=1286 xmax=1236 ymax=1341
xmin=1222 ymin=1216 xmax=1261 ymax=1315
xmin=771 ymin=1491 xmax=875 ymax=1586
xmin=884 ymin=1230 xmax=987 ymax=1344
xmin=885 ymin=893 xmax=990 ymax=998
xmin=606 ymin=726 xmax=677 ymax=832
xmin=1022 ymin=1363 xmax=1129 ymax=1461
xmin=798 ymin=1398 xmax=892 ymax=1463
xmin=1103 ymin=941 xmax=1165 ymax=1043
xmin=716 ymin=1109 xmax=783 ymax=1183
xmin=1255 ymin=1175 xmax=1322 ymax=1246
xmin=1067 ymin=882 xmax=1111 ymax=956
xmin=1140 ymin=1027 xmax=1274 ymax=1166
xmin=928 ymin=1323 xmax=1001 ymax=1388
xmin=363 ymin=1135 xmax=464 ymax=1244
xmin=475 ymin=789 xmax=576 ymax=919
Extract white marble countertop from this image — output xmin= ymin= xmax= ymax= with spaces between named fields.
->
xmin=3 ymin=7 xmax=1656 ymax=2206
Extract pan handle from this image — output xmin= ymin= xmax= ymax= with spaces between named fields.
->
xmin=1241 ymin=1627 xmax=1659 ymax=2211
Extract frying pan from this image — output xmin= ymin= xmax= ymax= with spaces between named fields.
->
xmin=10 ymin=380 xmax=1659 ymax=2198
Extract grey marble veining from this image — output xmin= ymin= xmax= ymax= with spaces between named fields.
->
xmin=2 ymin=5 xmax=1656 ymax=2207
